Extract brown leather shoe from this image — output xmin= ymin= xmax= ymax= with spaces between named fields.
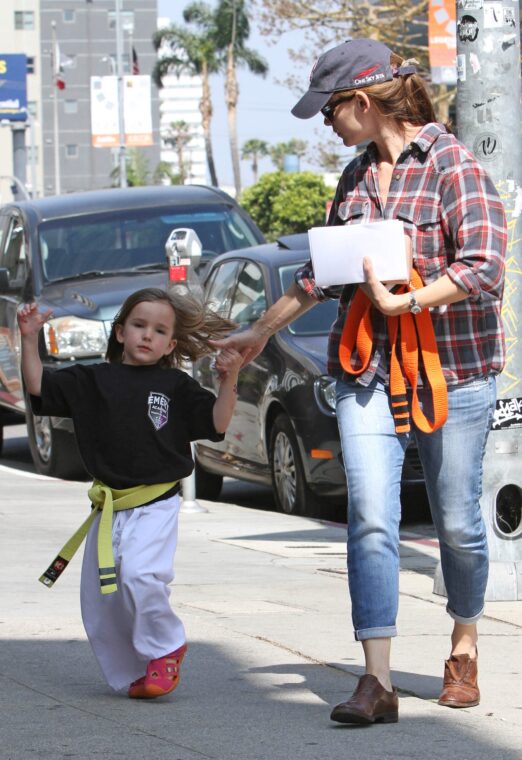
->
xmin=330 ymin=674 xmax=399 ymax=724
xmin=438 ymin=653 xmax=480 ymax=708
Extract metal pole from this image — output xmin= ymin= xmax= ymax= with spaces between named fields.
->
xmin=11 ymin=124 xmax=27 ymax=201
xmin=51 ymin=22 xmax=61 ymax=195
xmin=115 ymin=0 xmax=127 ymax=188
xmin=434 ymin=1 xmax=522 ymax=600
xmin=180 ymin=367 xmax=208 ymax=514
xmin=165 ymin=228 xmax=207 ymax=514
xmin=22 ymin=108 xmax=37 ymax=198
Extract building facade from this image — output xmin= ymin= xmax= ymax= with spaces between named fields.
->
xmin=157 ymin=17 xmax=207 ymax=186
xmin=0 ymin=0 xmax=162 ymax=199
xmin=0 ymin=0 xmax=42 ymax=201
xmin=40 ymin=0 xmax=160 ymax=194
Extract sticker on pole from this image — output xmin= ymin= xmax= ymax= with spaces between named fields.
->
xmin=492 ymin=397 xmax=522 ymax=430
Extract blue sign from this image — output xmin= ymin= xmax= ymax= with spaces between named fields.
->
xmin=0 ymin=54 xmax=28 ymax=121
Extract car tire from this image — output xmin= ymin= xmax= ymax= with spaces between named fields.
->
xmin=0 ymin=424 xmax=3 ymax=457
xmin=194 ymin=458 xmax=223 ymax=500
xmin=269 ymin=413 xmax=318 ymax=516
xmin=26 ymin=402 xmax=87 ymax=480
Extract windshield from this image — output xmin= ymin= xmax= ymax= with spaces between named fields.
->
xmin=39 ymin=205 xmax=261 ymax=282
xmin=279 ymin=264 xmax=338 ymax=336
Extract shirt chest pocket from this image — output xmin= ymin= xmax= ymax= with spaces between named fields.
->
xmin=337 ymin=198 xmax=370 ymax=224
xmin=396 ymin=203 xmax=445 ymax=283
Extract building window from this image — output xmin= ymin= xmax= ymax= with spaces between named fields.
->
xmin=63 ymin=10 xmax=75 ymax=23
xmin=64 ymin=100 xmax=78 ymax=115
xmin=66 ymin=145 xmax=79 ymax=159
xmin=14 ymin=11 xmax=35 ymax=30
xmin=108 ymin=11 xmax=134 ymax=33
xmin=26 ymin=57 xmax=35 ymax=75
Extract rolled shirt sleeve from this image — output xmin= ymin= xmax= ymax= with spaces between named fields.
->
xmin=442 ymin=159 xmax=507 ymax=301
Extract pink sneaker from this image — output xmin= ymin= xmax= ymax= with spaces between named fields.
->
xmin=128 ymin=644 xmax=187 ymax=699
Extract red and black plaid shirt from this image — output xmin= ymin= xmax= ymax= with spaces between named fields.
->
xmin=295 ymin=123 xmax=507 ymax=386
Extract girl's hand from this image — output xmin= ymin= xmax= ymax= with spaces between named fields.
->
xmin=17 ymin=303 xmax=53 ymax=337
xmin=215 ymin=347 xmax=243 ymax=381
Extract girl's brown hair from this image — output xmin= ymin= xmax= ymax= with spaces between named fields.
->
xmin=357 ymin=53 xmax=437 ymax=128
xmin=106 ymin=287 xmax=236 ymax=368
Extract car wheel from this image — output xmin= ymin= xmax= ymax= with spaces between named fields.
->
xmin=269 ymin=414 xmax=318 ymax=516
xmin=0 ymin=424 xmax=3 ymax=456
xmin=26 ymin=402 xmax=87 ymax=480
xmin=194 ymin=458 xmax=223 ymax=500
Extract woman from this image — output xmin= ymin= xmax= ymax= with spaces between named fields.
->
xmin=212 ymin=38 xmax=506 ymax=724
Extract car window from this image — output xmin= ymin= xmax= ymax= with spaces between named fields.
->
xmin=279 ymin=263 xmax=338 ymax=336
xmin=229 ymin=262 xmax=266 ymax=325
xmin=205 ymin=260 xmax=241 ymax=318
xmin=38 ymin=205 xmax=261 ymax=281
xmin=1 ymin=216 xmax=26 ymax=282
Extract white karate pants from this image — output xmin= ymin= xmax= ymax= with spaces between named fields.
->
xmin=80 ymin=494 xmax=185 ymax=691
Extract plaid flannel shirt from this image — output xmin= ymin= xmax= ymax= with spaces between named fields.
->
xmin=295 ymin=123 xmax=507 ymax=386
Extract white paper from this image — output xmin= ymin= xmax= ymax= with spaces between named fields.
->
xmin=308 ymin=219 xmax=408 ymax=286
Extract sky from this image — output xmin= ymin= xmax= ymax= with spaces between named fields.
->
xmin=157 ymin=1 xmax=336 ymax=188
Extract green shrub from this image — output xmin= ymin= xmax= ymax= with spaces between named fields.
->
xmin=240 ymin=171 xmax=333 ymax=241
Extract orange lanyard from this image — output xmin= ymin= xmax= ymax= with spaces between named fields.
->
xmin=339 ymin=270 xmax=448 ymax=434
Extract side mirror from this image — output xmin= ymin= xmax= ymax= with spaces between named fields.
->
xmin=0 ymin=268 xmax=10 ymax=293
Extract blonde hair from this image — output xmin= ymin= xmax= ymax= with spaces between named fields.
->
xmin=106 ymin=287 xmax=236 ymax=368
xmin=353 ymin=53 xmax=437 ymax=127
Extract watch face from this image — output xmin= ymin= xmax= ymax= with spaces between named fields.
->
xmin=409 ymin=293 xmax=421 ymax=314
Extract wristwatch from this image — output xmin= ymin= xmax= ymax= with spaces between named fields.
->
xmin=408 ymin=289 xmax=422 ymax=315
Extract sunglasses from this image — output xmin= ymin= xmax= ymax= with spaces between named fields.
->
xmin=320 ymin=94 xmax=356 ymax=120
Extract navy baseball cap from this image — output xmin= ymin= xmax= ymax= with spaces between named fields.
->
xmin=292 ymin=38 xmax=416 ymax=119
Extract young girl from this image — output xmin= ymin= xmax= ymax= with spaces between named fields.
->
xmin=18 ymin=287 xmax=242 ymax=699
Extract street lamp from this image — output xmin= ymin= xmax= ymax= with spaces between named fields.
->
xmin=20 ymin=108 xmax=37 ymax=198
xmin=114 ymin=0 xmax=127 ymax=188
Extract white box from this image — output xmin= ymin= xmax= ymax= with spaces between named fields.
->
xmin=308 ymin=219 xmax=409 ymax=286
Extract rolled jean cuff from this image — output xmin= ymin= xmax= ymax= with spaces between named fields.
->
xmin=354 ymin=625 xmax=397 ymax=642
xmin=446 ymin=604 xmax=484 ymax=625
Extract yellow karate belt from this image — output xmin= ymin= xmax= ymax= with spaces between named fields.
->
xmin=39 ymin=480 xmax=178 ymax=595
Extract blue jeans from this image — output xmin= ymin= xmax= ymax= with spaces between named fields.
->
xmin=336 ymin=375 xmax=496 ymax=641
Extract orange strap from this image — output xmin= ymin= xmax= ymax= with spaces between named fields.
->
xmin=339 ymin=270 xmax=448 ymax=434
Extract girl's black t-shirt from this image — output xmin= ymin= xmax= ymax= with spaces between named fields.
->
xmin=31 ymin=362 xmax=224 ymax=489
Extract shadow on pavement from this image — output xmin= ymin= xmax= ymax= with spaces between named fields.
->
xmin=0 ymin=639 xmax=519 ymax=760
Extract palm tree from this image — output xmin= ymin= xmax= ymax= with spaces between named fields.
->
xmin=214 ymin=0 xmax=269 ymax=196
xmin=241 ymin=138 xmax=269 ymax=184
xmin=269 ymin=139 xmax=308 ymax=171
xmin=152 ymin=4 xmax=220 ymax=187
xmin=162 ymin=121 xmax=194 ymax=184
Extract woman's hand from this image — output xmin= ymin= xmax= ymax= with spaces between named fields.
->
xmin=360 ymin=257 xmax=410 ymax=316
xmin=210 ymin=329 xmax=268 ymax=370
xmin=17 ymin=303 xmax=53 ymax=337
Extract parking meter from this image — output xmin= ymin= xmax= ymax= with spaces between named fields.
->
xmin=165 ymin=228 xmax=202 ymax=282
xmin=165 ymin=227 xmax=207 ymax=513
xmin=165 ymin=228 xmax=204 ymax=302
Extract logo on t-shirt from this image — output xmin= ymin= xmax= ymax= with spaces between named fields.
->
xmin=148 ymin=392 xmax=170 ymax=431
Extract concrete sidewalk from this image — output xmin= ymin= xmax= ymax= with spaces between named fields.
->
xmin=1 ymin=467 xmax=521 ymax=760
